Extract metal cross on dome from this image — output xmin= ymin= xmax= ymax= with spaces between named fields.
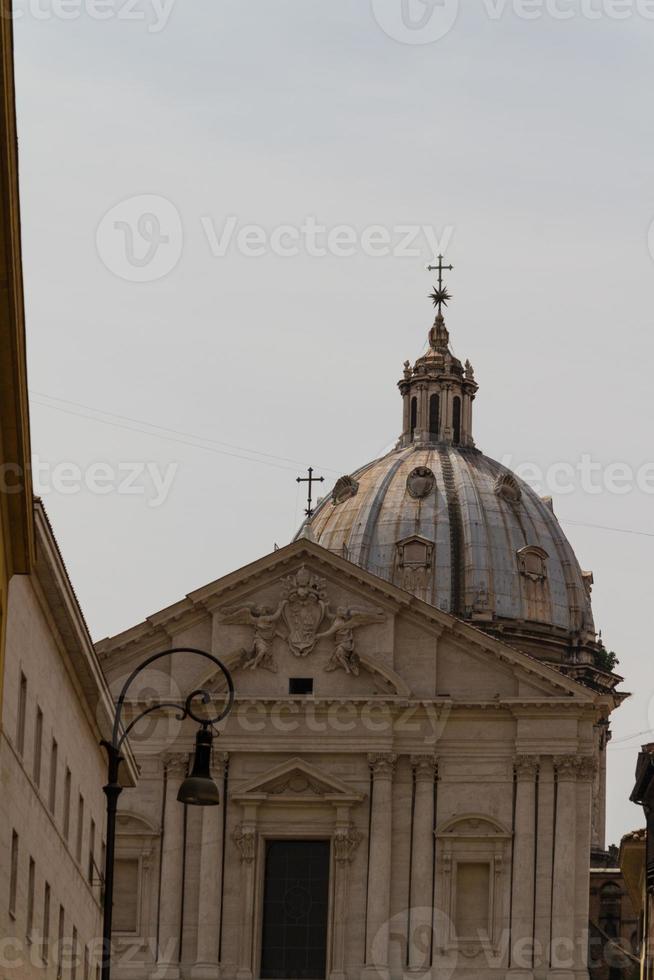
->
xmin=297 ymin=467 xmax=325 ymax=518
xmin=427 ymin=254 xmax=453 ymax=314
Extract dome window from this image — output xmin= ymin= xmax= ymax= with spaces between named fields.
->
xmin=494 ymin=473 xmax=522 ymax=504
xmin=429 ymin=394 xmax=440 ymax=442
xmin=396 ymin=535 xmax=434 ymax=569
xmin=517 ymin=546 xmax=549 ymax=582
xmin=452 ymin=396 xmax=461 ymax=445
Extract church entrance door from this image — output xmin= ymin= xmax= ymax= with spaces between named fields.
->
xmin=260 ymin=839 xmax=330 ymax=980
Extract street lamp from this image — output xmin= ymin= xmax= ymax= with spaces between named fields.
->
xmin=100 ymin=648 xmax=235 ymax=980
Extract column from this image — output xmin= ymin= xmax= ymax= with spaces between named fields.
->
xmin=363 ymin=754 xmax=396 ymax=980
xmin=533 ymin=758 xmax=555 ymax=975
xmin=408 ymin=756 xmax=436 ymax=976
xmin=234 ymin=806 xmax=258 ymax=980
xmin=192 ymin=755 xmax=228 ymax=980
xmin=153 ymin=755 xmax=187 ymax=980
xmin=573 ymin=759 xmax=595 ymax=979
xmin=549 ymin=756 xmax=577 ymax=980
xmin=509 ymin=756 xmax=539 ymax=979
xmin=331 ymin=812 xmax=362 ymax=980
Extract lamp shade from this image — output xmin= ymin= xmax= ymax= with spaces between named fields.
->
xmin=177 ymin=726 xmax=220 ymax=806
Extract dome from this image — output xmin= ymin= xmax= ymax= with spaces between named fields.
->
xmin=306 ymin=444 xmax=596 ymax=664
xmin=297 ymin=261 xmax=601 ymax=668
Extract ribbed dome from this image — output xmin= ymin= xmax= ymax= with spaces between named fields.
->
xmin=297 ymin=269 xmax=602 ymax=667
xmin=305 ymin=444 xmax=597 ymax=665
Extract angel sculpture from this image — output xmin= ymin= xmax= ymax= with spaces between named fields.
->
xmin=317 ymin=607 xmax=385 ymax=676
xmin=220 ymin=603 xmax=285 ymax=672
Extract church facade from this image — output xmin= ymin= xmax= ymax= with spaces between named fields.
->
xmin=97 ymin=285 xmax=622 ymax=980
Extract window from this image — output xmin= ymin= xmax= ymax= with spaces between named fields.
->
xmin=517 ymin=546 xmax=549 ymax=582
xmin=76 ymin=796 xmax=84 ymax=864
xmin=88 ymin=820 xmax=95 ymax=884
xmin=410 ymin=396 xmax=417 ymax=437
xmin=63 ymin=769 xmax=72 ymax=841
xmin=33 ymin=707 xmax=43 ymax=787
xmin=16 ymin=673 xmax=27 ymax=755
xmin=57 ymin=905 xmax=65 ymax=979
xmin=429 ymin=393 xmax=440 ymax=441
xmin=260 ymin=840 xmax=330 ymax=980
xmin=83 ymin=944 xmax=89 ymax=980
xmin=26 ymin=858 xmax=35 ymax=941
xmin=113 ymin=859 xmax=139 ymax=933
xmin=57 ymin=905 xmax=66 ymax=977
xmin=289 ymin=678 xmax=313 ymax=696
xmin=43 ymin=882 xmax=51 ymax=963
xmin=49 ymin=739 xmax=58 ymax=814
xmin=71 ymin=927 xmax=78 ymax=980
xmin=9 ymin=831 xmax=19 ymax=918
xmin=452 ymin=396 xmax=461 ymax=445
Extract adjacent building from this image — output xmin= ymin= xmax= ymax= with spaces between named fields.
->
xmin=0 ymin=0 xmax=34 ymax=723
xmin=0 ymin=501 xmax=137 ymax=979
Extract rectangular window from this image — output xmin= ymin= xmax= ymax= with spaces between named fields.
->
xmin=16 ymin=672 xmax=27 ymax=755
xmin=83 ymin=944 xmax=89 ymax=980
xmin=33 ymin=707 xmax=43 ymax=787
xmin=113 ymin=859 xmax=139 ymax=933
xmin=455 ymin=862 xmax=490 ymax=939
xmin=9 ymin=831 xmax=19 ymax=918
xmin=63 ymin=769 xmax=72 ymax=841
xmin=260 ymin=840 xmax=330 ymax=980
xmin=88 ymin=819 xmax=95 ymax=883
xmin=43 ymin=881 xmax=51 ymax=963
xmin=57 ymin=905 xmax=65 ymax=979
xmin=71 ymin=927 xmax=78 ymax=980
xmin=289 ymin=677 xmax=314 ymax=695
xmin=76 ymin=796 xmax=84 ymax=864
xmin=26 ymin=858 xmax=35 ymax=941
xmin=49 ymin=739 xmax=58 ymax=814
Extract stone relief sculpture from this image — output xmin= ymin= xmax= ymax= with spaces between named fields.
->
xmin=280 ymin=566 xmax=329 ymax=657
xmin=220 ymin=566 xmax=385 ymax=674
xmin=317 ymin=607 xmax=386 ymax=676
xmin=220 ymin=603 xmax=285 ymax=672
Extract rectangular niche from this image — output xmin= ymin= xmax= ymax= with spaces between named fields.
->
xmin=455 ymin=861 xmax=491 ymax=939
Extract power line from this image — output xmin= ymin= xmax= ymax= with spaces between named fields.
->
xmin=30 ymin=391 xmax=341 ymax=477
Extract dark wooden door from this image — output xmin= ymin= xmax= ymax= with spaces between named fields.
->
xmin=260 ymin=840 xmax=331 ymax=980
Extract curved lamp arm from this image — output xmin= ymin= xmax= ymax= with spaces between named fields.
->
xmin=109 ymin=646 xmax=235 ymax=755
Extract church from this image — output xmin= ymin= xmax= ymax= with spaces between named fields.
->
xmin=97 ymin=271 xmax=623 ymax=980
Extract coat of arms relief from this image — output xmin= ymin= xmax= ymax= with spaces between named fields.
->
xmin=219 ymin=565 xmax=385 ymax=676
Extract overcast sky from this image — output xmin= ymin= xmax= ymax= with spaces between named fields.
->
xmin=13 ymin=0 xmax=654 ymax=844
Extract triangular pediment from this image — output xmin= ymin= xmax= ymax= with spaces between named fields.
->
xmin=231 ymin=757 xmax=363 ymax=805
xmin=98 ymin=538 xmax=601 ymax=706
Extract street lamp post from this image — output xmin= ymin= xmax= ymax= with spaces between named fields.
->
xmin=100 ymin=647 xmax=235 ymax=980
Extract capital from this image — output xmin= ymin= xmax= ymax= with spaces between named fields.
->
xmin=576 ymin=756 xmax=598 ymax=781
xmin=514 ymin=755 xmax=539 ymax=780
xmin=553 ymin=755 xmax=578 ymax=780
xmin=411 ymin=755 xmax=438 ymax=782
xmin=232 ymin=825 xmax=256 ymax=863
xmin=333 ymin=825 xmax=362 ymax=864
xmin=368 ymin=753 xmax=397 ymax=778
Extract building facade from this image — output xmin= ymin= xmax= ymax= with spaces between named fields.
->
xmin=97 ymin=292 xmax=623 ymax=980
xmin=0 ymin=502 xmax=136 ymax=980
xmin=0 ymin=0 xmax=34 ymax=722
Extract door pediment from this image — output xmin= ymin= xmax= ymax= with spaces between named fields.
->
xmin=231 ymin=757 xmax=363 ymax=806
